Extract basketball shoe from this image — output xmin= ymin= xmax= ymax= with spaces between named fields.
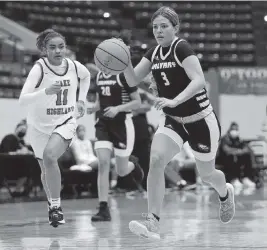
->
xmin=91 ymin=202 xmax=111 ymax=222
xmin=129 ymin=213 xmax=160 ymax=240
xmin=49 ymin=206 xmax=65 ymax=228
xmin=219 ymin=183 xmax=235 ymax=223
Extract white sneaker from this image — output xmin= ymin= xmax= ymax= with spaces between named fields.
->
xmin=242 ymin=177 xmax=256 ymax=188
xmin=129 ymin=213 xmax=160 ymax=240
xmin=219 ymin=183 xmax=235 ymax=224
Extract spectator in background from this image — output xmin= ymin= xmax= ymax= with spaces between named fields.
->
xmin=0 ymin=120 xmax=32 ymax=154
xmin=216 ymin=122 xmax=256 ymax=189
xmin=0 ymin=120 xmax=33 ymax=196
xmin=71 ymin=125 xmax=98 ymax=171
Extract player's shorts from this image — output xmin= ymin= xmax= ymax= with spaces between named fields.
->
xmin=94 ymin=114 xmax=135 ymax=157
xmin=28 ymin=117 xmax=77 ymax=160
xmin=155 ymin=111 xmax=221 ymax=161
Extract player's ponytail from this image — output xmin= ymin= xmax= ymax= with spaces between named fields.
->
xmin=36 ymin=29 xmax=65 ymax=54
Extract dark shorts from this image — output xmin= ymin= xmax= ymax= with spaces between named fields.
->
xmin=155 ymin=111 xmax=221 ymax=161
xmin=94 ymin=115 xmax=135 ymax=157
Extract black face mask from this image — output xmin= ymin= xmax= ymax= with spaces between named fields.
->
xmin=17 ymin=132 xmax=26 ymax=138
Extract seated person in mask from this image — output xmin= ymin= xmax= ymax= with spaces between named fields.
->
xmin=0 ymin=120 xmax=33 ymax=196
xmin=216 ymin=122 xmax=256 ymax=188
xmin=0 ymin=120 xmax=32 ymax=154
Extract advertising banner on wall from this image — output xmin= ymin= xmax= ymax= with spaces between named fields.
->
xmin=217 ymin=67 xmax=267 ymax=95
xmin=213 ymin=67 xmax=267 ymax=139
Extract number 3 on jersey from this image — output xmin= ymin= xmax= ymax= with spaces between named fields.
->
xmin=101 ymin=86 xmax=111 ymax=96
xmin=161 ymin=72 xmax=170 ymax=86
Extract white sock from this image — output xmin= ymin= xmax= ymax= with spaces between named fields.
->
xmin=50 ymin=198 xmax=61 ymax=208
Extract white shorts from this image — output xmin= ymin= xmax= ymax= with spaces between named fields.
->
xmin=28 ymin=118 xmax=77 ymax=159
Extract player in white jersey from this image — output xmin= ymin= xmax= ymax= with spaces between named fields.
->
xmin=123 ymin=7 xmax=235 ymax=240
xmin=19 ymin=29 xmax=91 ymax=227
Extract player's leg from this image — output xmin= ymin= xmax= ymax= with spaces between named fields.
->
xmin=113 ymin=115 xmax=144 ymax=189
xmin=43 ymin=133 xmax=71 ymax=226
xmin=186 ymin=112 xmax=235 ymax=224
xmin=43 ymin=119 xmax=76 ymax=227
xmin=92 ymin=142 xmax=112 ymax=222
xmin=37 ymin=159 xmax=52 ymax=215
xmin=129 ymin=116 xmax=186 ymax=240
xmin=91 ymin=118 xmax=113 ymax=222
xmin=27 ymin=125 xmax=51 ymax=210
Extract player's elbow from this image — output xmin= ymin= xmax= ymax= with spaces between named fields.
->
xmin=194 ymin=76 xmax=205 ymax=91
xmin=199 ymin=76 xmax=206 ymax=88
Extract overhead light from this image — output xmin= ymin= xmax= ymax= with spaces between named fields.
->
xmin=103 ymin=12 xmax=110 ymax=18
xmin=141 ymin=44 xmax=147 ymax=49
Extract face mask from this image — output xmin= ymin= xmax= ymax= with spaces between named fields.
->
xmin=229 ymin=130 xmax=239 ymax=138
xmin=17 ymin=131 xmax=26 ymax=138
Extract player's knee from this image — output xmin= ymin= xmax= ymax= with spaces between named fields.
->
xmin=43 ymin=147 xmax=58 ymax=166
xmin=150 ymin=151 xmax=165 ymax=169
xmin=98 ymin=158 xmax=110 ymax=173
xmin=200 ymin=169 xmax=223 ymax=184
xmin=116 ymin=165 xmax=127 ymax=177
xmin=200 ymin=172 xmax=213 ymax=184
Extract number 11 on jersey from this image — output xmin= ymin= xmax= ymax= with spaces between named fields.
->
xmin=56 ymin=89 xmax=68 ymax=105
xmin=161 ymin=72 xmax=170 ymax=86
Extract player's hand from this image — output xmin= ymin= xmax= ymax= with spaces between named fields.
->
xmin=154 ymin=98 xmax=178 ymax=110
xmin=76 ymin=100 xmax=85 ymax=119
xmin=103 ymin=106 xmax=119 ymax=118
xmin=45 ymin=83 xmax=62 ymax=95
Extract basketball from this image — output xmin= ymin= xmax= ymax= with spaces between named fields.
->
xmin=94 ymin=38 xmax=130 ymax=75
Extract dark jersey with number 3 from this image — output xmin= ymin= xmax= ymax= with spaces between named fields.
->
xmin=144 ymin=37 xmax=211 ymax=117
xmin=96 ymin=72 xmax=137 ymax=119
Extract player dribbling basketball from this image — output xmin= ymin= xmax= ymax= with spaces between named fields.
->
xmin=122 ymin=6 xmax=235 ymax=240
xmin=19 ymin=29 xmax=91 ymax=227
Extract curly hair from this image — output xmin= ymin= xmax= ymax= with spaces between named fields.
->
xmin=36 ymin=29 xmax=65 ymax=53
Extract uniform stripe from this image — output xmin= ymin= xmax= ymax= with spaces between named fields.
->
xmin=190 ymin=112 xmax=220 ymax=161
xmin=114 ymin=115 xmax=135 ymax=157
xmin=34 ymin=62 xmax=44 ymax=89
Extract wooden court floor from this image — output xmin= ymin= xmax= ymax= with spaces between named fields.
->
xmin=0 ymin=186 xmax=266 ymax=250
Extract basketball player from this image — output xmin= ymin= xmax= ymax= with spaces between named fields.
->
xmin=123 ymin=7 xmax=235 ymax=239
xmin=19 ymin=29 xmax=91 ymax=227
xmin=87 ymin=70 xmax=144 ymax=222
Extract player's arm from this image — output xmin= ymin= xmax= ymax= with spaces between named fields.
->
xmin=19 ymin=64 xmax=47 ymax=106
xmin=75 ymin=61 xmax=91 ymax=104
xmin=116 ymin=74 xmax=141 ymax=113
xmin=172 ymin=41 xmax=206 ymax=106
xmin=123 ymin=47 xmax=154 ymax=87
xmin=87 ymin=93 xmax=100 ymax=114
xmin=132 ymin=91 xmax=152 ymax=115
